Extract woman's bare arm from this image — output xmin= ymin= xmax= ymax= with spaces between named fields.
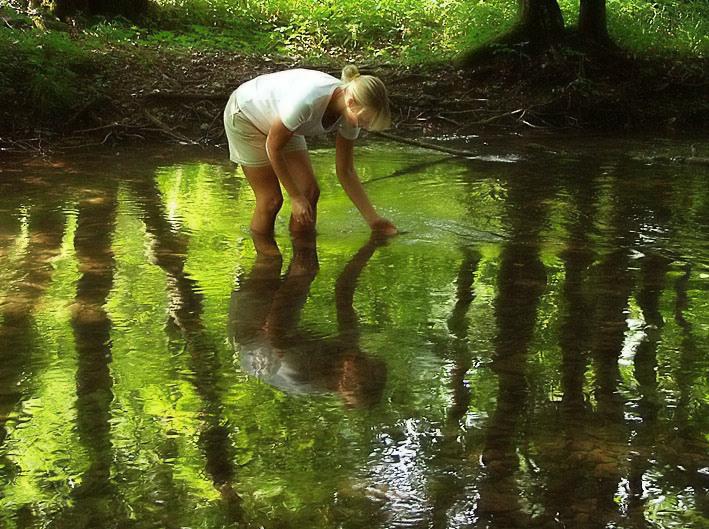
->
xmin=335 ymin=134 xmax=396 ymax=234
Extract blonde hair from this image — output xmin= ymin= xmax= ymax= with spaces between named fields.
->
xmin=341 ymin=65 xmax=391 ymax=131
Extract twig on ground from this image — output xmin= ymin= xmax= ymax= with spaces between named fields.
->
xmin=520 ymin=118 xmax=545 ymax=128
xmin=442 ymin=108 xmax=489 ymax=115
xmin=435 ymin=114 xmax=462 ymax=127
xmin=471 ymin=108 xmax=524 ymax=125
xmin=73 ymin=122 xmax=126 ymax=134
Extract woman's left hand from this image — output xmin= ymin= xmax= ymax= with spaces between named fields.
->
xmin=370 ymin=217 xmax=398 ymax=236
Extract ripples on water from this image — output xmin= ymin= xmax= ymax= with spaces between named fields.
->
xmin=0 ymin=138 xmax=707 ymax=529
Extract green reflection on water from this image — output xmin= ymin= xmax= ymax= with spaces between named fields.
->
xmin=0 ymin=140 xmax=707 ymax=529
xmin=1 ymin=213 xmax=85 ymax=523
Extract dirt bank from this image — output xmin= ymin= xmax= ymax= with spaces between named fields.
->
xmin=1 ymin=45 xmax=707 ymax=154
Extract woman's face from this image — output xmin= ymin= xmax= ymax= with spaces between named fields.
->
xmin=344 ymin=97 xmax=375 ymax=129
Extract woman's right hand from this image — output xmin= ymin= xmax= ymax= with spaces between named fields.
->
xmin=370 ymin=217 xmax=398 ymax=236
xmin=291 ymin=196 xmax=314 ymax=225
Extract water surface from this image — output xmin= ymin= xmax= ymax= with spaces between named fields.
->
xmin=0 ymin=137 xmax=708 ymax=529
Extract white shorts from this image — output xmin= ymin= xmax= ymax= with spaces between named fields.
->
xmin=223 ymin=92 xmax=307 ymax=167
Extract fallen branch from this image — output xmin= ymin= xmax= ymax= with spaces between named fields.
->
xmin=0 ymin=136 xmax=46 ymax=154
xmin=59 ymin=138 xmax=115 ymax=150
xmin=143 ymin=110 xmax=198 ymax=144
xmin=363 ymin=156 xmax=450 ymax=185
xmin=686 ymin=157 xmax=709 ymax=166
xmin=370 ymin=131 xmax=481 ymax=159
xmin=634 ymin=155 xmax=709 ymax=166
xmin=145 ymin=91 xmax=228 ymax=103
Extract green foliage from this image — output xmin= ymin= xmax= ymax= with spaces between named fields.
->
xmin=148 ymin=24 xmax=273 ymax=52
xmin=1 ymin=0 xmax=707 ymax=70
xmin=0 ymin=27 xmax=100 ymax=126
xmin=131 ymin=0 xmax=520 ymax=62
xmin=142 ymin=0 xmax=707 ymax=60
xmin=606 ymin=0 xmax=709 ymax=55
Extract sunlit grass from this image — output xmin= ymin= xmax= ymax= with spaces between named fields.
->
xmin=144 ymin=0 xmax=707 ymax=60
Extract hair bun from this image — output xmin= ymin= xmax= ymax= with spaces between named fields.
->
xmin=341 ymin=65 xmax=361 ymax=83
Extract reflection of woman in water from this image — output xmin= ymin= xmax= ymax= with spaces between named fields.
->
xmin=229 ymin=235 xmax=387 ymax=408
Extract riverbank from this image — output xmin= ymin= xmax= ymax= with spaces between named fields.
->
xmin=1 ymin=42 xmax=707 ymax=154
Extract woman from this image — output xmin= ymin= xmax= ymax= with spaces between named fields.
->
xmin=223 ymin=66 xmax=397 ymax=236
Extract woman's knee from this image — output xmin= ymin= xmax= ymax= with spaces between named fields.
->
xmin=283 ymin=150 xmax=318 ymax=206
xmin=257 ymin=194 xmax=284 ymax=215
xmin=243 ymin=165 xmax=283 ymax=217
xmin=304 ymin=184 xmax=320 ymax=206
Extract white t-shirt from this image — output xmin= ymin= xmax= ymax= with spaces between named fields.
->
xmin=231 ymin=69 xmax=360 ymax=140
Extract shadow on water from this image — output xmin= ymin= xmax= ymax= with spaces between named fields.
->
xmin=474 ymin=165 xmax=552 ymax=529
xmin=1 ymin=154 xmax=247 ymax=528
xmin=55 ymin=178 xmax=124 ymax=529
xmin=0 ymin=182 xmax=66 ymax=528
xmin=0 ymin=141 xmax=708 ymax=529
xmin=122 ymin=172 xmax=245 ymax=526
xmin=423 ymin=245 xmax=482 ymax=529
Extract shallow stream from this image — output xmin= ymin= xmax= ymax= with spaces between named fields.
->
xmin=0 ymin=136 xmax=708 ymax=529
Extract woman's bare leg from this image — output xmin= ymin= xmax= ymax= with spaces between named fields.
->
xmin=242 ymin=165 xmax=283 ymax=236
xmin=283 ymin=150 xmax=320 ymax=234
xmin=250 ymin=231 xmax=281 ymax=257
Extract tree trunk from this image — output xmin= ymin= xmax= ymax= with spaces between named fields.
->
xmin=53 ymin=0 xmax=88 ymax=19
xmin=91 ymin=0 xmax=148 ymax=19
xmin=461 ymin=0 xmax=565 ymax=64
xmin=517 ymin=0 xmax=566 ymax=48
xmin=578 ymin=0 xmax=610 ymax=44
xmin=53 ymin=0 xmax=148 ymax=21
